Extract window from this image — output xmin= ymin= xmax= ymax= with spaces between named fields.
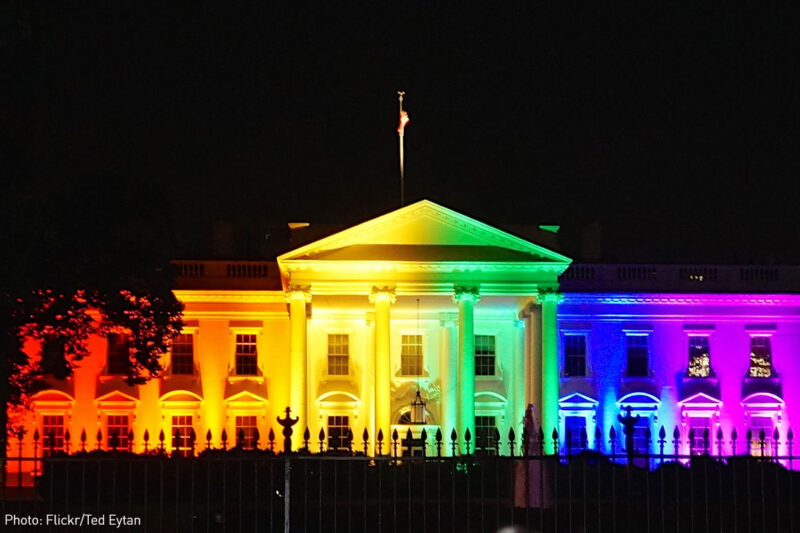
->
xmin=41 ymin=337 xmax=69 ymax=378
xmin=475 ymin=335 xmax=496 ymax=376
xmin=327 ymin=334 xmax=349 ymax=376
xmin=564 ymin=335 xmax=587 ymax=377
xmin=235 ymin=334 xmax=258 ymax=376
xmin=749 ymin=336 xmax=772 ymax=378
xmin=171 ymin=334 xmax=194 ymax=375
xmin=631 ymin=417 xmax=650 ymax=455
xmin=749 ymin=416 xmax=774 ymax=456
xmin=42 ymin=415 xmax=65 ymax=457
xmin=106 ymin=333 xmax=130 ymax=375
xmin=235 ymin=416 xmax=258 ymax=450
xmin=475 ymin=416 xmax=498 ymax=455
xmin=565 ymin=415 xmax=587 ymax=454
xmin=687 ymin=335 xmax=711 ymax=377
xmin=327 ymin=416 xmax=350 ymax=450
xmin=107 ymin=415 xmax=130 ymax=450
xmin=625 ymin=335 xmax=649 ymax=377
xmin=171 ymin=415 xmax=194 ymax=457
xmin=689 ymin=417 xmax=711 ymax=455
xmin=401 ymin=335 xmax=423 ymax=376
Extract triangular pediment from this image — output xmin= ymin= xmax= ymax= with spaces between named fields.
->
xmin=678 ymin=392 xmax=722 ymax=406
xmin=559 ymin=392 xmax=599 ymax=407
xmin=279 ymin=200 xmax=571 ymax=265
xmin=95 ymin=390 xmax=139 ymax=405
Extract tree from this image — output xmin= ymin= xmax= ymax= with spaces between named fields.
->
xmin=0 ymin=175 xmax=184 ymax=449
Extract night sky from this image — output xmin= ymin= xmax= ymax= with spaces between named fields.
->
xmin=4 ymin=4 xmax=799 ymax=262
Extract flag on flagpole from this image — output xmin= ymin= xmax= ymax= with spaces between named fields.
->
xmin=397 ymin=110 xmax=410 ymax=133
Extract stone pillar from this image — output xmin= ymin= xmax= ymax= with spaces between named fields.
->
xmin=370 ymin=287 xmax=395 ymax=453
xmin=513 ymin=318 xmax=526 ymax=434
xmin=539 ymin=290 xmax=561 ymax=454
xmin=439 ymin=313 xmax=458 ymax=455
xmin=455 ymin=287 xmax=480 ymax=454
xmin=288 ymin=287 xmax=311 ymax=436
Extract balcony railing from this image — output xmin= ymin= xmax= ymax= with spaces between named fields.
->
xmin=560 ymin=263 xmax=800 ymax=293
xmin=173 ymin=260 xmax=281 ymax=290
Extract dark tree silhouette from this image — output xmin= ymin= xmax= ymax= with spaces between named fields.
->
xmin=0 ymin=175 xmax=184 ymax=452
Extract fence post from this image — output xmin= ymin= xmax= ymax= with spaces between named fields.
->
xmin=284 ymin=457 xmax=291 ymax=533
xmin=731 ymin=428 xmax=738 ymax=456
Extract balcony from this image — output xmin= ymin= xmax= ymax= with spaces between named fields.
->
xmin=173 ymin=260 xmax=281 ymax=290
xmin=560 ymin=263 xmax=800 ymax=293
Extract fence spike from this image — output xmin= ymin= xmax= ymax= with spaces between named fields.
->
xmin=773 ymin=427 xmax=780 ymax=443
xmin=237 ymin=428 xmax=245 ymax=448
xmin=269 ymin=428 xmax=276 ymax=451
xmin=189 ymin=428 xmax=197 ymax=454
xmin=96 ymin=428 xmax=103 ymax=448
xmin=609 ymin=426 xmax=616 ymax=440
xmin=717 ymin=427 xmax=724 ymax=442
xmin=405 ymin=428 xmax=413 ymax=445
xmin=672 ymin=426 xmax=680 ymax=440
xmin=788 ymin=428 xmax=794 ymax=442
xmin=253 ymin=428 xmax=260 ymax=448
xmin=464 ymin=428 xmax=472 ymax=455
xmin=33 ymin=428 xmax=40 ymax=442
xmin=436 ymin=428 xmax=442 ymax=443
xmin=347 ymin=428 xmax=354 ymax=452
xmin=421 ymin=428 xmax=428 ymax=457
xmin=659 ymin=426 xmax=666 ymax=440
xmin=377 ymin=429 xmax=384 ymax=455
xmin=732 ymin=427 xmax=738 ymax=441
xmin=206 ymin=429 xmax=212 ymax=450
xmin=508 ymin=427 xmax=516 ymax=456
xmin=319 ymin=428 xmax=326 ymax=452
xmin=221 ymin=428 xmax=228 ymax=451
xmin=392 ymin=428 xmax=399 ymax=442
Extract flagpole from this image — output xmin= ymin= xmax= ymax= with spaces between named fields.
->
xmin=398 ymin=91 xmax=405 ymax=207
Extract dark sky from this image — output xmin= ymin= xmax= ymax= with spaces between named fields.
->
xmin=4 ymin=3 xmax=799 ymax=262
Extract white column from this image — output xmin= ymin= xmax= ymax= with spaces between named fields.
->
xmin=455 ymin=287 xmax=480 ymax=454
xmin=439 ymin=313 xmax=458 ymax=455
xmin=370 ymin=287 xmax=395 ymax=454
xmin=513 ymin=318 xmax=526 ymax=434
xmin=288 ymin=287 xmax=311 ymax=437
xmin=539 ymin=290 xmax=561 ymax=454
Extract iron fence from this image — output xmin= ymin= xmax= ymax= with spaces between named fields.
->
xmin=3 ymin=423 xmax=800 ymax=532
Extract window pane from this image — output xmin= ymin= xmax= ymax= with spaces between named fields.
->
xmin=475 ymin=335 xmax=496 ymax=376
xmin=327 ymin=334 xmax=349 ymax=375
xmin=327 ymin=416 xmax=350 ymax=450
xmin=106 ymin=333 xmax=130 ymax=375
xmin=172 ymin=415 xmax=194 ymax=457
xmin=565 ymin=416 xmax=587 ymax=453
xmin=171 ymin=334 xmax=194 ymax=375
xmin=401 ymin=335 xmax=423 ymax=376
xmin=235 ymin=415 xmax=258 ymax=450
xmin=42 ymin=415 xmax=65 ymax=457
xmin=564 ymin=335 xmax=586 ymax=377
xmin=475 ymin=416 xmax=497 ymax=455
xmin=689 ymin=417 xmax=711 ymax=455
xmin=107 ymin=415 xmax=130 ymax=450
xmin=626 ymin=335 xmax=649 ymax=377
xmin=235 ymin=334 xmax=258 ymax=375
xmin=749 ymin=416 xmax=774 ymax=456
xmin=688 ymin=336 xmax=711 ymax=377
xmin=749 ymin=336 xmax=772 ymax=378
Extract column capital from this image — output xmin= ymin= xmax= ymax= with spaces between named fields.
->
xmin=535 ymin=288 xmax=563 ymax=305
xmin=439 ymin=312 xmax=458 ymax=328
xmin=453 ymin=286 xmax=481 ymax=304
xmin=287 ymin=286 xmax=312 ymax=302
xmin=369 ymin=286 xmax=396 ymax=304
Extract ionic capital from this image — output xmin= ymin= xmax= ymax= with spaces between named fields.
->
xmin=369 ymin=286 xmax=396 ymax=304
xmin=453 ymin=286 xmax=481 ymax=304
xmin=287 ymin=286 xmax=312 ymax=303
